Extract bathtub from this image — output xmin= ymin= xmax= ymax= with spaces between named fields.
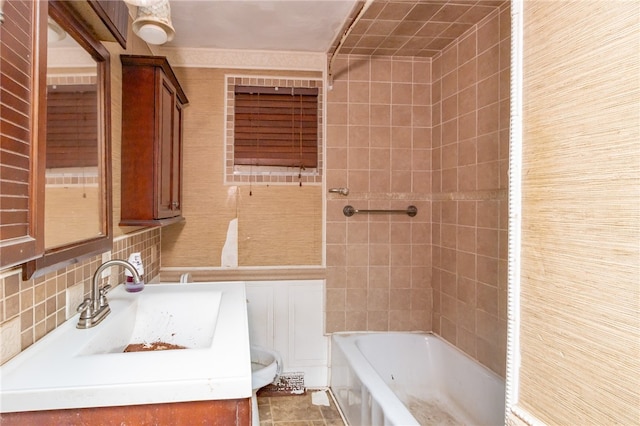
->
xmin=330 ymin=333 xmax=505 ymax=426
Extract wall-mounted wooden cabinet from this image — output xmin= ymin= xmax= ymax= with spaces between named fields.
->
xmin=67 ymin=0 xmax=129 ymax=48
xmin=0 ymin=0 xmax=47 ymax=269
xmin=1 ymin=0 xmax=114 ymax=274
xmin=120 ymin=55 xmax=188 ymax=227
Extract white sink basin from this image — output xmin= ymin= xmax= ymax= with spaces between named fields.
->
xmin=78 ymin=285 xmax=222 ymax=355
xmin=0 ymin=282 xmax=251 ymax=413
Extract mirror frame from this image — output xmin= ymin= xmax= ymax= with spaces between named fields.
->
xmin=23 ymin=0 xmax=112 ymax=280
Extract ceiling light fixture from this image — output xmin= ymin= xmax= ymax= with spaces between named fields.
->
xmin=122 ymin=0 xmax=164 ymax=6
xmin=131 ymin=0 xmax=175 ymax=45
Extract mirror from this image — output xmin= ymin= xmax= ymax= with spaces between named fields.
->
xmin=45 ymin=26 xmax=101 ymax=248
xmin=23 ymin=0 xmax=112 ymax=279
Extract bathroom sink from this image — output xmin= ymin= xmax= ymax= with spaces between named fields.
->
xmin=0 ymin=282 xmax=251 ymax=413
xmin=78 ymin=285 xmax=222 ymax=355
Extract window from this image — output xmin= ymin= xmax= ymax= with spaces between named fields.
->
xmin=234 ymin=86 xmax=318 ymax=169
xmin=225 ymin=76 xmax=323 ymax=185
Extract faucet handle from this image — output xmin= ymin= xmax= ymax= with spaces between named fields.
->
xmin=99 ymin=285 xmax=111 ymax=308
xmin=77 ymin=298 xmax=92 ymax=314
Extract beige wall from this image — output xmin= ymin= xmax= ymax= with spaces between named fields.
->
xmin=509 ymin=1 xmax=639 ymax=424
xmin=431 ymin=6 xmax=510 ymax=376
xmin=161 ymin=67 xmax=323 ymax=268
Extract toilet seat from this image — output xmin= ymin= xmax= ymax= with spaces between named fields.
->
xmin=250 ymin=345 xmax=282 ymax=390
xmin=249 ymin=345 xmax=283 ymax=426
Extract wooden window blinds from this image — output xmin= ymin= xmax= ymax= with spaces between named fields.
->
xmin=233 ymin=85 xmax=318 ymax=169
xmin=46 ymin=85 xmax=98 ymax=168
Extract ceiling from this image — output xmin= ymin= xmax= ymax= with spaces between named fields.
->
xmin=162 ymin=0 xmax=507 ymax=58
xmin=164 ymin=0 xmax=358 ymax=52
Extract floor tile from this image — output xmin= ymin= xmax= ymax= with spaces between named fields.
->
xmin=257 ymin=390 xmax=345 ymax=426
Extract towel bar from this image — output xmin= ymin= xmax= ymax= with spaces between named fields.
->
xmin=343 ymin=205 xmax=417 ymax=217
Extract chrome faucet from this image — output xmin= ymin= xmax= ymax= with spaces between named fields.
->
xmin=76 ymin=259 xmax=141 ymax=329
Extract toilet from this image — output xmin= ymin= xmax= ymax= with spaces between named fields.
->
xmin=250 ymin=345 xmax=282 ymax=426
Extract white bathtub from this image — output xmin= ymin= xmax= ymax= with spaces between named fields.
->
xmin=331 ymin=333 xmax=505 ymax=426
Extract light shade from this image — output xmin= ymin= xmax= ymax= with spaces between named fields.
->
xmin=132 ymin=0 xmax=175 ymax=45
xmin=136 ymin=23 xmax=168 ymax=45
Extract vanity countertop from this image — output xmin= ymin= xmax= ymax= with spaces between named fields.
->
xmin=0 ymin=282 xmax=251 ymax=413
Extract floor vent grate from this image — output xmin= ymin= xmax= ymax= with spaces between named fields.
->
xmin=257 ymin=372 xmax=305 ymax=396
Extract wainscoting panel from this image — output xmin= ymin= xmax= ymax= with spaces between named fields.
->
xmin=246 ymin=280 xmax=327 ymax=388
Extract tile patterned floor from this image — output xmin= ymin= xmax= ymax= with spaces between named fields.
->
xmin=257 ymin=390 xmax=346 ymax=426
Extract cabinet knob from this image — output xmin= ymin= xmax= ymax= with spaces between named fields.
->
xmin=171 ymin=201 xmax=179 ymax=210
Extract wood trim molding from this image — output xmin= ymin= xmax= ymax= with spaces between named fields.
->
xmin=159 ymin=267 xmax=326 ymax=282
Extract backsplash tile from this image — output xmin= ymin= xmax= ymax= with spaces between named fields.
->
xmin=0 ymin=228 xmax=160 ymax=365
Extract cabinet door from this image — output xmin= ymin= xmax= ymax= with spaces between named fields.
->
xmin=156 ymin=72 xmax=177 ymax=219
xmin=89 ymin=0 xmax=128 ymax=48
xmin=171 ymin=101 xmax=183 ymax=216
xmin=120 ymin=55 xmax=187 ymax=226
xmin=67 ymin=0 xmax=129 ymax=49
xmin=0 ymin=0 xmax=47 ymax=268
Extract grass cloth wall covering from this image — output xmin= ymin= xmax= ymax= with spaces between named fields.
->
xmin=508 ymin=1 xmax=639 ymax=425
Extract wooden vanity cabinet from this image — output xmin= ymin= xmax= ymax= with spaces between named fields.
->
xmin=0 ymin=398 xmax=251 ymax=425
xmin=120 ymin=55 xmax=188 ymax=226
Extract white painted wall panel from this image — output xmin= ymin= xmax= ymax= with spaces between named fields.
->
xmin=245 ymin=280 xmax=328 ymax=388
xmin=245 ymin=284 xmax=274 ymax=348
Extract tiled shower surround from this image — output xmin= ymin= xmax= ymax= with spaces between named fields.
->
xmin=326 ymin=5 xmax=509 ymax=376
xmin=0 ymin=228 xmax=160 ymax=363
xmin=325 ymin=54 xmax=433 ymax=333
